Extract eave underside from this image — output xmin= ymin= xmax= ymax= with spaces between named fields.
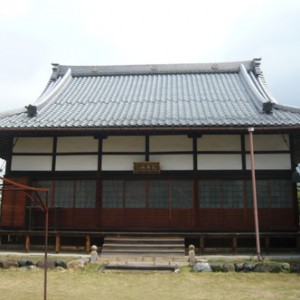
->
xmin=0 ymin=125 xmax=300 ymax=137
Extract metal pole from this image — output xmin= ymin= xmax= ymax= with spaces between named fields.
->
xmin=44 ymin=192 xmax=49 ymax=300
xmin=248 ymin=128 xmax=262 ymax=261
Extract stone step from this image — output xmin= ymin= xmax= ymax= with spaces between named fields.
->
xmin=105 ymin=238 xmax=183 ymax=243
xmin=101 ymin=251 xmax=184 ymax=257
xmin=101 ymin=235 xmax=185 ymax=257
xmin=104 ymin=244 xmax=183 ymax=249
xmin=99 ymin=264 xmax=179 ymax=272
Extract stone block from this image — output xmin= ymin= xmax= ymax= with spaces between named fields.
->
xmin=193 ymin=261 xmax=212 ymax=272
xmin=243 ymin=263 xmax=256 ymax=272
xmin=55 ymin=260 xmax=67 ymax=269
xmin=18 ymin=259 xmax=34 ymax=267
xmin=222 ymin=263 xmax=235 ymax=272
xmin=234 ymin=263 xmax=244 ymax=272
xmin=254 ymin=263 xmax=281 ymax=273
xmin=67 ymin=259 xmax=86 ymax=270
xmin=210 ymin=263 xmax=223 ymax=272
xmin=0 ymin=259 xmax=19 ymax=269
xmin=290 ymin=263 xmax=300 ymax=273
xmin=37 ymin=259 xmax=56 ymax=269
xmin=281 ymin=263 xmax=290 ymax=273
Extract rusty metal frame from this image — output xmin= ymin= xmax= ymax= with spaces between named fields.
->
xmin=0 ymin=177 xmax=49 ymax=300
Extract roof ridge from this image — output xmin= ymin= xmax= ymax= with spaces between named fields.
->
xmin=52 ymin=60 xmax=255 ymax=77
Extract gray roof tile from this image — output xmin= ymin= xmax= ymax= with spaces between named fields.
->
xmin=1 ymin=59 xmax=300 ymax=130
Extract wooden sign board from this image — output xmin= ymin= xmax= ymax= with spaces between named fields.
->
xmin=133 ymin=162 xmax=160 ymax=174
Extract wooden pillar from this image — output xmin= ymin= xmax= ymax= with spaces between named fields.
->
xmin=25 ymin=234 xmax=30 ymax=253
xmin=200 ymin=236 xmax=205 ymax=255
xmin=232 ymin=236 xmax=237 ymax=255
xmin=297 ymin=234 xmax=300 ymax=251
xmin=55 ymin=234 xmax=60 ymax=253
xmin=85 ymin=235 xmax=91 ymax=253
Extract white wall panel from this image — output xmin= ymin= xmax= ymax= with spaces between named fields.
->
xmin=150 ymin=154 xmax=193 ymax=170
xmin=197 ymin=154 xmax=242 ymax=170
xmin=197 ymin=135 xmax=241 ymax=151
xmin=13 ymin=137 xmax=53 ymax=153
xmin=55 ymin=155 xmax=98 ymax=171
xmin=11 ymin=155 xmax=52 ymax=171
xmin=102 ymin=155 xmax=145 ymax=171
xmin=150 ymin=135 xmax=192 ymax=152
xmin=57 ymin=137 xmax=98 ymax=153
xmin=245 ymin=134 xmax=289 ymax=151
xmin=246 ymin=154 xmax=291 ymax=170
xmin=103 ymin=136 xmax=144 ymax=152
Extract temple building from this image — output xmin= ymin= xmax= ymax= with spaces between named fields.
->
xmin=0 ymin=58 xmax=299 ymax=253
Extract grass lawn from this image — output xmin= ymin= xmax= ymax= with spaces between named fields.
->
xmin=0 ymin=264 xmax=300 ymax=300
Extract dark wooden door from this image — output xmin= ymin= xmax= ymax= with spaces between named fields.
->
xmin=101 ymin=179 xmax=194 ymax=230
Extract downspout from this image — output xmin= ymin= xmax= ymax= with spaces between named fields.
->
xmin=44 ymin=191 xmax=49 ymax=300
xmin=248 ymin=127 xmax=263 ymax=261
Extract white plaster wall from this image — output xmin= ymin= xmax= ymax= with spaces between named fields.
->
xmin=150 ymin=135 xmax=192 ymax=152
xmin=246 ymin=154 xmax=291 ymax=170
xmin=197 ymin=154 xmax=242 ymax=170
xmin=13 ymin=137 xmax=53 ymax=153
xmin=57 ymin=136 xmax=98 ymax=153
xmin=55 ymin=155 xmax=98 ymax=171
xmin=103 ymin=136 xmax=145 ymax=152
xmin=197 ymin=135 xmax=241 ymax=151
xmin=149 ymin=154 xmax=193 ymax=170
xmin=102 ymin=155 xmax=145 ymax=171
xmin=11 ymin=155 xmax=52 ymax=171
xmin=245 ymin=134 xmax=289 ymax=151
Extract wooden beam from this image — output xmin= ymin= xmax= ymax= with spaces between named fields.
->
xmin=55 ymin=234 xmax=60 ymax=253
xmin=25 ymin=234 xmax=30 ymax=253
xmin=85 ymin=234 xmax=91 ymax=253
xmin=200 ymin=236 xmax=204 ymax=255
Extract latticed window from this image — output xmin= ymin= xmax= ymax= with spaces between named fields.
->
xmin=148 ymin=180 xmax=169 ymax=208
xmin=125 ymin=181 xmax=146 ymax=208
xmin=54 ymin=181 xmax=74 ymax=208
xmin=32 ymin=180 xmax=96 ymax=208
xmin=102 ymin=180 xmax=123 ymax=208
xmin=270 ymin=180 xmax=292 ymax=208
xmin=171 ymin=180 xmax=193 ymax=208
xmin=199 ymin=181 xmax=222 ymax=208
xmin=102 ymin=180 xmax=192 ymax=209
xmin=247 ymin=180 xmax=269 ymax=208
xmin=75 ymin=181 xmax=96 ymax=208
xmin=199 ymin=180 xmax=243 ymax=208
xmin=223 ymin=180 xmax=244 ymax=208
xmin=32 ymin=180 xmax=53 ymax=207
xmin=247 ymin=180 xmax=292 ymax=208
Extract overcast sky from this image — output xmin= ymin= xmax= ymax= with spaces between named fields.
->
xmin=0 ymin=0 xmax=300 ymax=112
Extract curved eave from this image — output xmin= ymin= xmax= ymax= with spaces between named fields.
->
xmin=34 ymin=68 xmax=72 ymax=110
xmin=0 ymin=68 xmax=72 ymax=119
xmin=239 ymin=63 xmax=269 ymax=109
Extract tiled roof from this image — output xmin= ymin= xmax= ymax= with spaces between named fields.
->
xmin=1 ymin=59 xmax=300 ymax=130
